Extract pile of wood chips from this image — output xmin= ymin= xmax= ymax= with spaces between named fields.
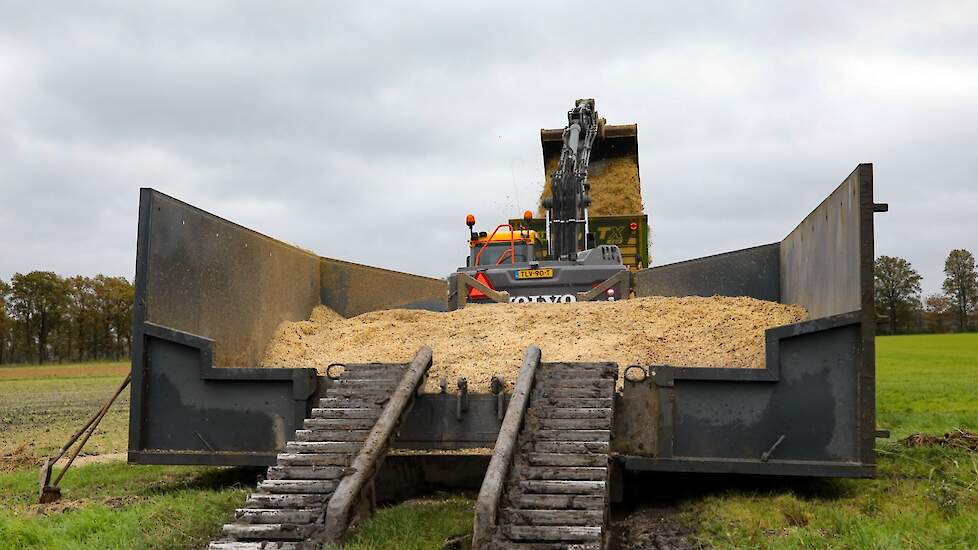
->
xmin=260 ymin=297 xmax=807 ymax=393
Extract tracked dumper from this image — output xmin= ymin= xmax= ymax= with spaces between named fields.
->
xmin=126 ymin=100 xmax=885 ymax=548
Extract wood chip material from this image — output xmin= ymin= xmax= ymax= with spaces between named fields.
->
xmin=260 ymin=297 xmax=807 ymax=393
xmin=538 ymin=156 xmax=644 ymax=216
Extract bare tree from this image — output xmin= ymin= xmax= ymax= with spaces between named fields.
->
xmin=874 ymin=256 xmax=922 ymax=335
xmin=943 ymin=249 xmax=978 ymax=331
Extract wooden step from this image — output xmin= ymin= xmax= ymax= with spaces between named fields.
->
xmin=316 ymin=401 xmax=386 ymax=411
xmin=243 ymin=494 xmax=328 ymax=510
xmin=285 ymin=441 xmax=362 ymax=454
xmin=327 ymin=387 xmax=398 ymax=397
xmin=516 ymin=480 xmax=605 ymax=495
xmin=503 ymin=525 xmax=602 ymax=542
xmin=529 ymin=408 xmax=612 ymax=420
xmin=234 ymin=508 xmax=319 ymax=525
xmin=532 ymin=418 xmax=611 ymax=430
xmin=501 ymin=508 xmax=603 ymax=527
xmin=508 ymin=494 xmax=604 ymax=510
xmin=309 ymin=408 xmax=381 ymax=419
xmin=292 ymin=430 xmax=371 ymax=442
xmin=538 ymin=378 xmax=616 ymax=388
xmin=531 ymin=430 xmax=610 ymax=442
xmin=275 ymin=453 xmax=353 ymax=467
xmin=531 ymin=398 xmax=613 ymax=409
xmin=266 ymin=466 xmax=352 ymax=480
xmin=514 ymin=466 xmax=606 ymax=481
xmin=257 ymin=480 xmax=339 ymax=494
xmin=221 ymin=522 xmax=319 ymax=541
xmin=524 ymin=453 xmax=608 ymax=468
xmin=522 ymin=441 xmax=609 ymax=454
xmin=303 ymin=417 xmax=378 ymax=430
xmin=533 ymin=387 xmax=613 ymax=399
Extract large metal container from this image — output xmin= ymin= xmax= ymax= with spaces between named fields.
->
xmin=128 ymin=164 xmax=881 ymax=478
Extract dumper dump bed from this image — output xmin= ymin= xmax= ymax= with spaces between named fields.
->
xmin=129 ymin=164 xmax=880 ymax=479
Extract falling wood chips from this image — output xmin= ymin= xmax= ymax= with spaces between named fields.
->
xmin=538 ymin=156 xmax=644 ymax=217
xmin=260 ymin=297 xmax=807 ymax=393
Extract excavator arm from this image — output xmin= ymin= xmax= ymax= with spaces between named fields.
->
xmin=544 ymin=99 xmax=604 ymax=260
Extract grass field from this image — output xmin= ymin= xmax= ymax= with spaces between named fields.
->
xmin=682 ymin=333 xmax=978 ymax=549
xmin=0 ymin=334 xmax=976 ymax=549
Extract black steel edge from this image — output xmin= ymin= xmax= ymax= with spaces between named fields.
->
xmin=128 ymin=450 xmax=276 ymax=467
xmin=128 ymin=321 xmax=319 ymax=465
xmin=621 ymin=456 xmax=874 ymax=478
xmin=857 ymin=163 xmax=877 ymax=468
xmin=139 ymin=188 xmax=320 ymax=260
xmin=764 ymin=310 xmax=862 ymax=340
xmin=781 ymin=164 xmax=866 ymax=242
xmin=128 ymin=189 xmax=154 ymax=456
xmin=644 ymin=242 xmax=781 ymax=271
xmin=320 ymin=256 xmax=444 ymax=283
xmin=142 ymin=322 xmax=318 ymax=390
xmin=649 ymin=310 xmax=862 ymax=387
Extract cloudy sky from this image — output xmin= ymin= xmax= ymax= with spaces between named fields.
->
xmin=1 ymin=2 xmax=975 ymax=295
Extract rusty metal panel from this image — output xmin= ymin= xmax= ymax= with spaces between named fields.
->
xmin=633 ymin=243 xmax=780 ymax=301
xmin=138 ymin=189 xmax=321 ymax=368
xmin=613 ymin=380 xmax=658 ymax=456
xmin=320 ymin=257 xmax=446 ymax=317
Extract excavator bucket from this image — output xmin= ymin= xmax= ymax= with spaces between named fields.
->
xmin=538 ymin=123 xmax=642 ymax=216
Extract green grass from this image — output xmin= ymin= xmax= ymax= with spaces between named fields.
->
xmin=0 ymin=463 xmax=253 ymax=550
xmin=876 ymin=333 xmax=978 ymax=438
xmin=684 ymin=333 xmax=978 ymax=549
xmin=325 ymin=496 xmax=475 ymax=550
xmin=0 ymin=373 xmax=130 ymax=466
xmin=1 ymin=335 xmax=976 ymax=549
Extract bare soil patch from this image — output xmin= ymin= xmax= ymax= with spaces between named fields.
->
xmin=902 ymin=429 xmax=978 ymax=452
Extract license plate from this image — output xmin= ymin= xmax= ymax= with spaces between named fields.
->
xmin=515 ymin=268 xmax=554 ymax=280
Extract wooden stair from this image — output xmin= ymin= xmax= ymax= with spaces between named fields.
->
xmin=474 ymin=350 xmax=616 ymax=550
xmin=209 ymin=347 xmax=432 ymax=549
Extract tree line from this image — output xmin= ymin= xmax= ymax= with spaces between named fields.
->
xmin=876 ymin=248 xmax=978 ymax=334
xmin=0 ymin=272 xmax=134 ymax=365
xmin=0 ymin=249 xmax=971 ymax=362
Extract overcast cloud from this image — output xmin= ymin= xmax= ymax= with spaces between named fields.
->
xmin=1 ymin=1 xmax=975 ymax=295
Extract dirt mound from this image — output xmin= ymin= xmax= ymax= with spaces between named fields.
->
xmin=1 ymin=442 xmax=37 ymax=472
xmin=538 ymin=156 xmax=643 ymax=216
xmin=902 ymin=429 xmax=978 ymax=452
xmin=261 ymin=297 xmax=807 ymax=393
